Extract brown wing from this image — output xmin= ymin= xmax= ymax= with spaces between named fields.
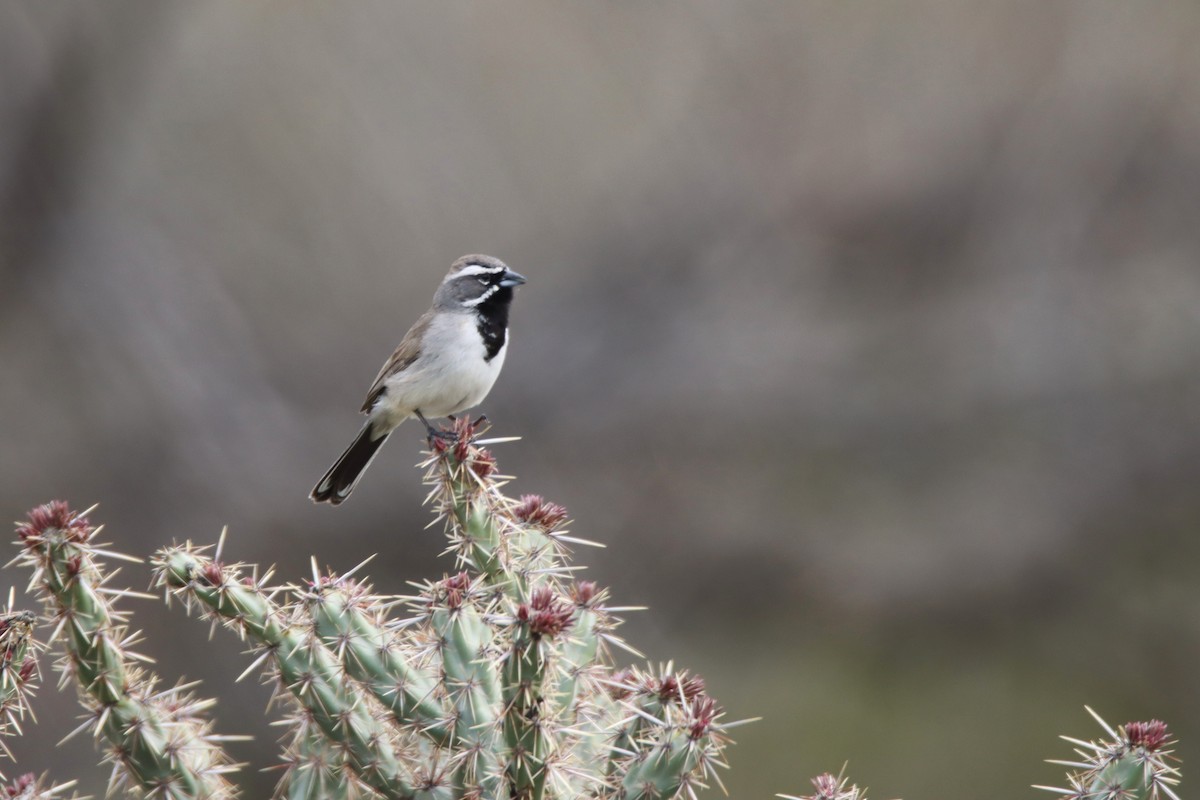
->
xmin=360 ymin=311 xmax=433 ymax=413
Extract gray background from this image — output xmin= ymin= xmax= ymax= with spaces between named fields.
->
xmin=2 ymin=3 xmax=1198 ymax=798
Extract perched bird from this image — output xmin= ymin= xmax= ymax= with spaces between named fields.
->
xmin=311 ymin=254 xmax=526 ymax=504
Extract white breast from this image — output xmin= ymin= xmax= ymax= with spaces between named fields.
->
xmin=372 ymin=313 xmax=507 ymax=429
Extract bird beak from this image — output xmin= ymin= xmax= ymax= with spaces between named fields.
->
xmin=499 ymin=269 xmax=527 ymax=288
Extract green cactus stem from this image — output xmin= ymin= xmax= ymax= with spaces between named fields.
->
xmin=154 ymin=547 xmax=438 ymax=800
xmin=424 ymin=423 xmax=572 ymax=603
xmin=0 ymin=607 xmax=38 ymax=749
xmin=428 ymin=421 xmax=737 ymax=799
xmin=603 ymin=666 xmax=728 ymax=800
xmin=500 ymin=586 xmax=573 ymax=800
xmin=420 ymin=573 xmax=503 ymax=795
xmin=553 ymin=581 xmax=615 ymax=727
xmin=617 ymin=722 xmax=710 ymax=800
xmin=276 ymin=718 xmax=362 ymax=800
xmin=304 ymin=578 xmax=449 ymax=744
xmin=1036 ymin=707 xmax=1181 ymax=800
xmin=14 ymin=502 xmax=236 ymax=799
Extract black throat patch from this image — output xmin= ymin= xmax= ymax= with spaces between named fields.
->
xmin=474 ymin=286 xmax=514 ymax=361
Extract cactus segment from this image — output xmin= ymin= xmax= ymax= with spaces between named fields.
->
xmin=1036 ymin=708 xmax=1181 ymax=800
xmin=276 ymin=720 xmax=364 ymax=800
xmin=155 ymin=549 xmax=429 ymax=800
xmin=306 ymin=583 xmax=449 ymax=745
xmin=0 ymin=608 xmax=38 ymax=755
xmin=15 ymin=502 xmax=236 ymax=799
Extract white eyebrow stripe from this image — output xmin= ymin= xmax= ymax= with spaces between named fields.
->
xmin=448 ymin=264 xmax=505 ymax=281
xmin=460 ymin=285 xmax=499 ymax=307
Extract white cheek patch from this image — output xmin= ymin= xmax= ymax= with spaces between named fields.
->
xmin=448 ymin=264 xmax=505 ymax=281
xmin=460 ymin=285 xmax=499 ymax=307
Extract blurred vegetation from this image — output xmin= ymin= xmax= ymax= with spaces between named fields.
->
xmin=2 ymin=3 xmax=1197 ymax=798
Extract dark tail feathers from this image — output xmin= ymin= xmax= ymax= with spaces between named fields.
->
xmin=310 ymin=424 xmax=389 ymax=505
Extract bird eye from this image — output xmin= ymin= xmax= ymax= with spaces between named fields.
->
xmin=477 ymin=278 xmax=489 ymax=286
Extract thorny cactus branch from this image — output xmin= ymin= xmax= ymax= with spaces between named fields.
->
xmin=0 ymin=605 xmax=39 ymax=760
xmin=302 ymin=572 xmax=506 ymax=800
xmin=276 ymin=722 xmax=362 ymax=800
xmin=779 ymin=771 xmax=868 ymax=800
xmin=428 ymin=420 xmax=569 ymax=602
xmin=421 ymin=420 xmax=737 ymax=799
xmin=553 ymin=582 xmax=606 ymax=716
xmin=153 ymin=549 xmax=433 ymax=800
xmin=1036 ymin=707 xmax=1181 ymax=800
xmin=1 ymin=772 xmax=82 ymax=800
xmin=303 ymin=579 xmax=449 ymax=745
xmin=602 ymin=666 xmax=732 ymax=800
xmin=418 ymin=572 xmax=503 ymax=795
xmin=13 ymin=502 xmax=236 ymax=799
xmin=500 ymin=587 xmax=573 ymax=800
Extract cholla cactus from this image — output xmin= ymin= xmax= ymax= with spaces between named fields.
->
xmin=1037 ymin=707 xmax=1181 ymax=800
xmin=13 ymin=501 xmax=238 ymax=799
xmin=779 ymin=771 xmax=868 ymax=800
xmin=4 ymin=424 xmax=1183 ymax=800
xmin=773 ymin=709 xmax=1186 ymax=800
xmin=154 ymin=417 xmax=736 ymax=799
xmin=0 ymin=601 xmax=39 ymax=767
xmin=0 ymin=773 xmax=81 ymax=800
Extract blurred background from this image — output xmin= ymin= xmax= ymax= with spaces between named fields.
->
xmin=2 ymin=2 xmax=1198 ymax=797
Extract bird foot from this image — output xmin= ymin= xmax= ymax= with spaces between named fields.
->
xmin=415 ymin=410 xmax=458 ymax=443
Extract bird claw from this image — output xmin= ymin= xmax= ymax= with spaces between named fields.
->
xmin=415 ymin=410 xmax=456 ymax=443
xmin=417 ymin=411 xmax=492 ymax=450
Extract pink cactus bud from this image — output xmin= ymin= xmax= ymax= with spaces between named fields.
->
xmin=16 ymin=500 xmax=91 ymax=545
xmin=513 ymin=495 xmax=569 ymax=530
xmin=687 ymin=696 xmax=720 ymax=740
xmin=201 ymin=562 xmax=225 ymax=587
xmin=468 ymin=449 xmax=497 ymax=479
xmin=5 ymin=774 xmax=35 ymax=798
xmin=516 ymin=588 xmax=574 ymax=638
xmin=442 ymin=572 xmax=472 ymax=609
xmin=1126 ymin=720 xmax=1170 ymax=751
xmin=658 ymin=672 xmax=706 ymax=705
xmin=430 ymin=416 xmax=484 ymax=460
xmin=608 ymin=668 xmax=635 ymax=700
xmin=809 ymin=773 xmax=844 ymax=800
xmin=571 ymin=581 xmax=599 ymax=607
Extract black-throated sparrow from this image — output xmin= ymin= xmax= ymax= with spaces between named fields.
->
xmin=310 ymin=254 xmax=526 ymax=505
